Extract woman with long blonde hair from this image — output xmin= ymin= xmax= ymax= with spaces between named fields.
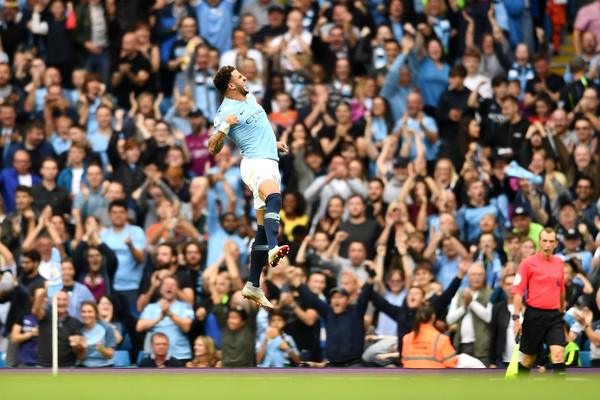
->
xmin=186 ymin=336 xmax=221 ymax=368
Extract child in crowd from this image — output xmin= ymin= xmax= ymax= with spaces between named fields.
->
xmin=255 ymin=309 xmax=300 ymax=367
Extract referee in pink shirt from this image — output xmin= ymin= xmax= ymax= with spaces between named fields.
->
xmin=511 ymin=227 xmax=566 ymax=376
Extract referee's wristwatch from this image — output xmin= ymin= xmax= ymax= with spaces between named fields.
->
xmin=512 ymin=314 xmax=520 ymax=321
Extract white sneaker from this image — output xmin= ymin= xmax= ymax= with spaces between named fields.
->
xmin=241 ymin=282 xmax=274 ymax=310
xmin=268 ymin=245 xmax=290 ymax=268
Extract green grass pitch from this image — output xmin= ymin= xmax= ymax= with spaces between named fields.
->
xmin=1 ymin=371 xmax=599 ymax=400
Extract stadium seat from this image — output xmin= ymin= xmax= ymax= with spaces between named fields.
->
xmin=113 ymin=350 xmax=131 ymax=367
xmin=582 ymin=340 xmax=590 ymax=351
xmin=579 ymin=351 xmax=591 ymax=367
xmin=0 ymin=351 xmax=6 ymax=368
xmin=136 ymin=351 xmax=146 ymax=366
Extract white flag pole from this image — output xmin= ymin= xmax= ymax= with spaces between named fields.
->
xmin=52 ymin=293 xmax=58 ymax=376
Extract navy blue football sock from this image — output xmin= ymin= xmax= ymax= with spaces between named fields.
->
xmin=517 ymin=364 xmax=531 ymax=377
xmin=264 ymin=193 xmax=282 ymax=250
xmin=248 ymin=225 xmax=268 ymax=287
xmin=553 ymin=362 xmax=566 ymax=376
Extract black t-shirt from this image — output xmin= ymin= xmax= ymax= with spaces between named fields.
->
xmin=525 ymin=74 xmax=565 ymax=97
xmin=317 ymin=124 xmax=364 ymax=162
xmin=365 ymin=201 xmax=388 ymax=225
xmin=139 ymin=356 xmax=184 ymax=368
xmin=37 ymin=314 xmax=82 ymax=367
xmin=487 ymin=117 xmax=530 ymax=157
xmin=139 ymin=266 xmax=194 ymax=305
xmin=565 ymin=283 xmax=584 ymax=310
xmin=114 ymin=53 xmax=153 ymax=108
xmin=282 ymin=295 xmax=321 ymax=361
xmin=20 ymin=274 xmax=47 ymax=294
xmin=337 ymin=219 xmax=382 ymax=260
xmin=479 ymin=97 xmax=506 ymax=138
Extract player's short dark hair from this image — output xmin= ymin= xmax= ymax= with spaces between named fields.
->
xmin=41 ymin=157 xmax=58 ymax=168
xmin=22 ymin=250 xmax=41 ymax=263
xmin=348 ymin=194 xmax=365 ymax=204
xmin=573 ymin=116 xmax=592 ymax=128
xmin=505 ymin=231 xmax=520 ymax=242
xmin=575 ymin=175 xmax=594 ymax=188
xmin=26 ymin=119 xmax=44 ymax=132
xmin=157 ymin=242 xmax=177 ymax=257
xmin=449 ymin=65 xmax=467 ymax=78
xmin=368 ymin=177 xmax=384 ymax=188
xmin=500 ymin=95 xmax=519 ymax=106
xmin=214 ymin=66 xmax=235 ymax=92
xmin=491 ymin=76 xmax=508 ymax=87
xmin=268 ymin=309 xmax=285 ymax=321
xmin=15 ymin=185 xmax=32 ymax=196
xmin=414 ymin=260 xmax=433 ymax=273
xmin=108 ymin=199 xmax=128 ymax=212
xmin=151 ymin=332 xmax=169 ymax=343
xmin=531 ymin=51 xmax=550 ymax=63
xmin=383 ymin=38 xmax=399 ymax=48
xmin=229 ymin=306 xmax=248 ymax=321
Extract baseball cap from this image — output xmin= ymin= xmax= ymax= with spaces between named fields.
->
xmin=393 ymin=156 xmax=409 ymax=168
xmin=189 ymin=109 xmax=205 ymax=118
xmin=305 ymin=143 xmax=323 ymax=157
xmin=268 ymin=4 xmax=285 ymax=13
xmin=564 ymin=228 xmax=580 ymax=240
xmin=512 ymin=207 xmax=529 ymax=218
xmin=329 ymin=287 xmax=349 ymax=297
xmin=560 ymin=202 xmax=576 ymax=211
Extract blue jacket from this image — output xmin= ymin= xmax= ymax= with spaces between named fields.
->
xmin=380 ymin=51 xmax=419 ymax=122
xmin=57 ymin=163 xmax=88 ymax=193
xmin=0 ymin=168 xmax=41 ymax=213
xmin=297 ymin=283 xmax=373 ymax=364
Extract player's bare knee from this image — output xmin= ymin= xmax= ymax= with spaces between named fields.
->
xmin=521 ymin=354 xmax=536 ymax=367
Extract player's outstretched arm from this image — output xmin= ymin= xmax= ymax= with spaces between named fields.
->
xmin=209 ymin=113 xmax=238 ymax=155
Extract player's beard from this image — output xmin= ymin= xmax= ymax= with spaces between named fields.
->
xmin=237 ymin=81 xmax=249 ymax=95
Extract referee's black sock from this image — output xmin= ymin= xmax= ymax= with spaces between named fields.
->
xmin=517 ymin=364 xmax=531 ymax=377
xmin=553 ymin=362 xmax=566 ymax=377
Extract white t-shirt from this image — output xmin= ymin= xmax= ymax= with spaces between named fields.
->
xmin=464 ymin=75 xmax=493 ymax=99
xmin=71 ymin=167 xmax=84 ymax=195
xmin=38 ymin=259 xmax=52 ymax=280
xmin=501 ymin=304 xmax=523 ymax=363
xmin=17 ymin=174 xmax=33 ymax=187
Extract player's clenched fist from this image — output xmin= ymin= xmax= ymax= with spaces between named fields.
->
xmin=224 ymin=113 xmax=239 ymax=126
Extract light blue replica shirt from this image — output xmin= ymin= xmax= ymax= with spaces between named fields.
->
xmin=100 ymin=224 xmax=146 ymax=291
xmin=139 ymin=301 xmax=194 ymax=360
xmin=82 ymin=321 xmax=117 ymax=367
xmin=255 ymin=332 xmax=299 ymax=368
xmin=196 ymin=0 xmax=235 ymax=54
xmin=214 ymin=93 xmax=278 ymax=161
xmin=392 ymin=115 xmax=439 ymax=161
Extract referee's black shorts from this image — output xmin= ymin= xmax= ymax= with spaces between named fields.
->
xmin=521 ymin=306 xmax=565 ymax=355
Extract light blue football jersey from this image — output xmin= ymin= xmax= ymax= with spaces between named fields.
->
xmin=214 ymin=93 xmax=278 ymax=161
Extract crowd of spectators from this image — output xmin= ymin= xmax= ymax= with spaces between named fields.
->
xmin=0 ymin=0 xmax=600 ymax=369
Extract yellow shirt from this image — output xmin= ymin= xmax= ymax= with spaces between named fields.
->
xmin=280 ymin=210 xmax=309 ymax=242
